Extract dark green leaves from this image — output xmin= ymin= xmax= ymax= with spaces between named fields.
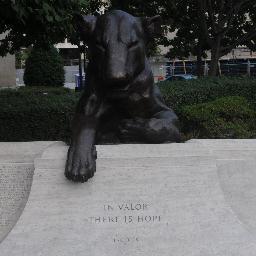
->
xmin=0 ymin=0 xmax=102 ymax=56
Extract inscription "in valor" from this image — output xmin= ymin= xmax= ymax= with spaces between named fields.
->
xmin=104 ymin=203 xmax=148 ymax=211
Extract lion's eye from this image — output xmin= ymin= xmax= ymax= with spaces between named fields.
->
xmin=128 ymin=41 xmax=139 ymax=49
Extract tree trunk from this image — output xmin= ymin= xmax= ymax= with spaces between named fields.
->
xmin=196 ymin=43 xmax=203 ymax=77
xmin=209 ymin=37 xmax=221 ymax=76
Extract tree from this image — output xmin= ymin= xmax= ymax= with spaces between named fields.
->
xmin=166 ymin=0 xmax=256 ymax=76
xmin=24 ymin=45 xmax=65 ymax=87
xmin=110 ymin=0 xmax=167 ymax=17
xmin=197 ymin=0 xmax=256 ymax=76
xmin=0 ymin=0 xmax=103 ymax=56
xmin=164 ymin=0 xmax=210 ymax=76
xmin=109 ymin=0 xmax=176 ymax=56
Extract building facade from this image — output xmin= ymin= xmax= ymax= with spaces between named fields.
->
xmin=0 ymin=34 xmax=16 ymax=88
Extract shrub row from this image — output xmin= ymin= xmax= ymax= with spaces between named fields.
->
xmin=0 ymin=77 xmax=256 ymax=141
xmin=0 ymin=87 xmax=80 ymax=142
xmin=181 ymin=96 xmax=256 ymax=139
xmin=159 ymin=76 xmax=256 ymax=114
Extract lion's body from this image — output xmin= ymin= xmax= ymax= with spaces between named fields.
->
xmin=65 ymin=10 xmax=181 ymax=182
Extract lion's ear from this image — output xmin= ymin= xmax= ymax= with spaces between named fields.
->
xmin=142 ymin=15 xmax=162 ymax=39
xmin=75 ymin=15 xmax=97 ymax=42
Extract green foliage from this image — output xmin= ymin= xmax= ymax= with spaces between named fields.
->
xmin=159 ymin=77 xmax=256 ymax=114
xmin=24 ymin=46 xmax=65 ymax=87
xmin=159 ymin=76 xmax=256 ymax=139
xmin=109 ymin=0 xmax=175 ymax=56
xmin=0 ymin=77 xmax=256 ymax=141
xmin=165 ymin=0 xmax=209 ymax=61
xmin=109 ymin=1 xmax=256 ymax=76
xmin=168 ymin=0 xmax=256 ymax=76
xmin=110 ymin=0 xmax=168 ymax=17
xmin=15 ymin=47 xmax=31 ymax=68
xmin=181 ymin=96 xmax=256 ymax=139
xmin=0 ymin=0 xmax=104 ymax=56
xmin=0 ymin=87 xmax=81 ymax=142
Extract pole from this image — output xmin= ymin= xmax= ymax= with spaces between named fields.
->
xmin=78 ymin=46 xmax=83 ymax=90
xmin=247 ymin=60 xmax=251 ymax=77
xmin=183 ymin=61 xmax=186 ymax=74
xmin=83 ymin=48 xmax=86 ymax=75
xmin=218 ymin=61 xmax=221 ymax=76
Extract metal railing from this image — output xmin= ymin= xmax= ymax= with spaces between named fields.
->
xmin=165 ymin=60 xmax=256 ymax=77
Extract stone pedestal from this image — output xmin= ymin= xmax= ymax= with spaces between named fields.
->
xmin=1 ymin=140 xmax=256 ymax=255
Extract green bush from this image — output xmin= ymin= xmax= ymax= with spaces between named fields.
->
xmin=159 ymin=76 xmax=256 ymax=113
xmin=24 ymin=46 xmax=65 ymax=87
xmin=1 ymin=77 xmax=256 ymax=142
xmin=181 ymin=96 xmax=256 ymax=139
xmin=0 ymin=87 xmax=80 ymax=142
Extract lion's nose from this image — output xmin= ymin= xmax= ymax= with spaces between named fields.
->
xmin=109 ymin=72 xmax=127 ymax=81
xmin=107 ymin=71 xmax=129 ymax=85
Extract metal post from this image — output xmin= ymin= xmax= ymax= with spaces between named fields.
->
xmin=78 ymin=46 xmax=83 ymax=89
xmin=183 ymin=61 xmax=186 ymax=74
xmin=204 ymin=62 xmax=209 ymax=76
xmin=83 ymin=46 xmax=86 ymax=75
xmin=247 ymin=60 xmax=251 ymax=77
xmin=218 ymin=61 xmax=221 ymax=76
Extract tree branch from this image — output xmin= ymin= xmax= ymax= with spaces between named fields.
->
xmin=207 ymin=0 xmax=218 ymax=34
xmin=220 ymin=0 xmax=225 ymax=12
xmin=216 ymin=0 xmax=251 ymax=37
xmin=220 ymin=29 xmax=256 ymax=56
xmin=197 ymin=0 xmax=213 ymax=46
xmin=219 ymin=0 xmax=250 ymax=27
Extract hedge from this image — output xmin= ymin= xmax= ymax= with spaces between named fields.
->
xmin=0 ymin=87 xmax=80 ymax=142
xmin=159 ymin=76 xmax=256 ymax=114
xmin=181 ymin=96 xmax=256 ymax=139
xmin=0 ymin=77 xmax=256 ymax=141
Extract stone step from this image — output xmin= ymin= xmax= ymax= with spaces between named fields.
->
xmin=212 ymin=150 xmax=256 ymax=158
xmin=35 ymin=151 xmax=256 ymax=176
xmin=188 ymin=139 xmax=256 ymax=145
xmin=2 ymin=141 xmax=256 ymax=256
xmin=0 ymin=141 xmax=60 ymax=163
xmin=41 ymin=143 xmax=211 ymax=160
xmin=36 ymin=143 xmax=256 ymax=169
xmin=216 ymin=159 xmax=256 ymax=236
xmin=35 ymin=155 xmax=216 ymax=169
xmin=2 ymin=148 xmax=256 ymax=255
xmin=36 ymin=143 xmax=216 ymax=169
xmin=0 ymin=162 xmax=34 ymax=243
xmin=0 ymin=141 xmax=57 ymax=155
xmin=0 ymin=155 xmax=36 ymax=163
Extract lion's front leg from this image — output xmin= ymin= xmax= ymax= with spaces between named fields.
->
xmin=65 ymin=93 xmax=106 ymax=183
xmin=65 ymin=125 xmax=97 ymax=183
